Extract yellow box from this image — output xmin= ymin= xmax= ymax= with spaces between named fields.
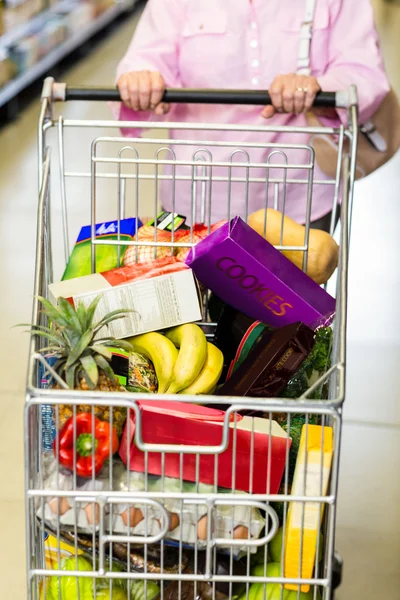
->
xmin=284 ymin=424 xmax=333 ymax=593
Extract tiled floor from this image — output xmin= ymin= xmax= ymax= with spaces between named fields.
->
xmin=0 ymin=0 xmax=399 ymax=596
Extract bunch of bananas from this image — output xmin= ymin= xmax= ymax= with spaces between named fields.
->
xmin=127 ymin=324 xmax=223 ymax=395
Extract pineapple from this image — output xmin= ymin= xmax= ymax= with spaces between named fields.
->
xmin=31 ymin=295 xmax=134 ymax=436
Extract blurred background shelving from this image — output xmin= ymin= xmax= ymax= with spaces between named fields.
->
xmin=0 ymin=0 xmax=136 ymax=109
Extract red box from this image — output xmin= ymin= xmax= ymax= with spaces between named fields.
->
xmin=119 ymin=401 xmax=291 ymax=494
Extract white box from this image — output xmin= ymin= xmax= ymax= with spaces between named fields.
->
xmin=49 ymin=269 xmax=202 ymax=339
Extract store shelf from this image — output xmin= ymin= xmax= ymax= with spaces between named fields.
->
xmin=0 ymin=0 xmax=130 ymax=108
xmin=0 ymin=0 xmax=73 ymax=49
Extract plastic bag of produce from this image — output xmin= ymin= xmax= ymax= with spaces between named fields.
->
xmin=42 ymin=555 xmax=159 ymax=600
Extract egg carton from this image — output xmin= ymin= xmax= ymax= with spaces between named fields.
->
xmin=37 ymin=458 xmax=265 ymax=555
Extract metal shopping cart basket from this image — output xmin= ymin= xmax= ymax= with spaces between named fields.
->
xmin=25 ymin=77 xmax=358 ymax=600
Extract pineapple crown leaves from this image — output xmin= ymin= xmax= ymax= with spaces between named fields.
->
xmin=21 ymin=295 xmax=134 ymax=390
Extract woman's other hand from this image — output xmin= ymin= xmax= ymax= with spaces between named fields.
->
xmin=117 ymin=71 xmax=170 ymax=115
xmin=262 ymin=74 xmax=321 ymax=118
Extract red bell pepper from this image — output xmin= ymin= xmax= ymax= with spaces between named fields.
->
xmin=54 ymin=412 xmax=119 ymax=478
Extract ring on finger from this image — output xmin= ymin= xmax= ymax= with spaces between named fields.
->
xmin=296 ymin=87 xmax=305 ymax=93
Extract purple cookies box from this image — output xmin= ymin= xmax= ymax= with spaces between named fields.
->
xmin=185 ymin=217 xmax=336 ymax=329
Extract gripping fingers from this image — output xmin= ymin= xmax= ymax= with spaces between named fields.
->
xmin=293 ymin=76 xmax=308 ymax=114
xmin=149 ymin=72 xmax=165 ymax=110
xmin=138 ymin=71 xmax=152 ymax=110
xmin=269 ymin=73 xmax=321 ymax=115
xmin=261 ymin=105 xmax=276 ymax=119
xmin=118 ymin=71 xmax=168 ymax=113
xmin=269 ymin=76 xmax=284 ymax=113
xmin=154 ymin=103 xmax=170 ymax=116
xmin=118 ymin=73 xmax=137 ymax=110
xmin=304 ymin=79 xmax=321 ymax=112
xmin=282 ymin=76 xmax=296 ymax=113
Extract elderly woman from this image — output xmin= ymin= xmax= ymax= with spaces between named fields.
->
xmin=114 ymin=0 xmax=389 ymax=230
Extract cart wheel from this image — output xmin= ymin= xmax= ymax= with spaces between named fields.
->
xmin=332 ymin=552 xmax=343 ymax=596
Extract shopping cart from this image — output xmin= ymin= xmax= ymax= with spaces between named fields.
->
xmin=25 ymin=77 xmax=358 ymax=600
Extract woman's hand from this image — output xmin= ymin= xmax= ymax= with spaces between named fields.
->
xmin=262 ymin=74 xmax=321 ymax=118
xmin=117 ymin=71 xmax=170 ymax=115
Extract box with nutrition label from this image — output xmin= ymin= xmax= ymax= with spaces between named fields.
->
xmin=49 ymin=257 xmax=202 ymax=339
xmin=186 ymin=217 xmax=336 ymax=329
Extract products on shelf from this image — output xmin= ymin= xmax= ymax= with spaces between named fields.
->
xmin=9 ymin=32 xmax=39 ymax=71
xmin=0 ymin=48 xmax=17 ymax=87
xmin=0 ymin=0 xmax=120 ymax=92
xmin=0 ymin=0 xmax=45 ymax=34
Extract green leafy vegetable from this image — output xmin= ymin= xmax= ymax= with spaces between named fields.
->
xmin=47 ymin=556 xmax=95 ymax=600
xmin=130 ymin=580 xmax=160 ymax=600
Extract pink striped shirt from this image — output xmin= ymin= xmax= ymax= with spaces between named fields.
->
xmin=113 ymin=0 xmax=389 ymax=224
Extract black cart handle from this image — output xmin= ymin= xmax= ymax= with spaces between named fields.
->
xmin=51 ymin=82 xmax=352 ymax=109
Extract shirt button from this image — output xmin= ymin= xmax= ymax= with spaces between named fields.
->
xmin=251 ymin=58 xmax=260 ymax=68
xmin=252 ymin=77 xmax=260 ymax=86
xmin=250 ymin=39 xmax=258 ymax=49
xmin=250 ymin=21 xmax=257 ymax=30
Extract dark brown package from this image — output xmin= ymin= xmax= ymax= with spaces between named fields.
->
xmin=216 ymin=322 xmax=315 ymax=398
xmin=163 ymin=551 xmax=247 ymax=600
xmin=213 ymin=303 xmax=273 ymax=382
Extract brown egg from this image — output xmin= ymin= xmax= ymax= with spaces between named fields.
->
xmin=168 ymin=512 xmax=180 ymax=532
xmin=85 ymin=503 xmax=100 ymax=525
xmin=233 ymin=525 xmax=250 ymax=540
xmin=121 ymin=507 xmax=144 ymax=528
xmin=48 ymin=497 xmax=70 ymax=516
xmin=156 ymin=511 xmax=180 ymax=532
xmin=197 ymin=515 xmax=209 ymax=540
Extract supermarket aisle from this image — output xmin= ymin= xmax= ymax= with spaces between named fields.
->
xmin=0 ymin=1 xmax=399 ymax=597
